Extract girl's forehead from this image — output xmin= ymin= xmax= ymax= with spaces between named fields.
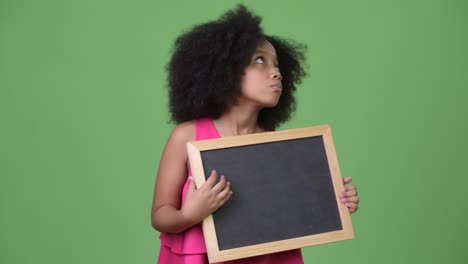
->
xmin=255 ymin=40 xmax=277 ymax=57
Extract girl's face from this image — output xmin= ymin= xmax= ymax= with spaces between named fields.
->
xmin=239 ymin=40 xmax=283 ymax=108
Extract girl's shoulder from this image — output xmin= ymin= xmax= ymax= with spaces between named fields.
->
xmin=168 ymin=120 xmax=196 ymax=145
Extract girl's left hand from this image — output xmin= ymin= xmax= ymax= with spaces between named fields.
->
xmin=340 ymin=177 xmax=359 ymax=214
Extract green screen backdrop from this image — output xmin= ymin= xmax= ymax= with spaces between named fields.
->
xmin=1 ymin=0 xmax=467 ymax=263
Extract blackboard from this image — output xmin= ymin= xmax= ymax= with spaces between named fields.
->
xmin=187 ymin=125 xmax=354 ymax=263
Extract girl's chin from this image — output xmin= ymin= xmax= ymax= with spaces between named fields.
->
xmin=262 ymin=100 xmax=280 ymax=108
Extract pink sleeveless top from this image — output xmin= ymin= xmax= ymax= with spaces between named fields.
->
xmin=159 ymin=118 xmax=303 ymax=263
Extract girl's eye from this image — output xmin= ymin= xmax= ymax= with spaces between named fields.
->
xmin=255 ymin=57 xmax=265 ymax=64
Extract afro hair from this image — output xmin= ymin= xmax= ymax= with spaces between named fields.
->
xmin=166 ymin=4 xmax=307 ymax=129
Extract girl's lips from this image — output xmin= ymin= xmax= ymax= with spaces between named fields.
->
xmin=271 ymin=83 xmax=282 ymax=92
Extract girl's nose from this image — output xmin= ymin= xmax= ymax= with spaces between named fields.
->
xmin=271 ymin=68 xmax=282 ymax=80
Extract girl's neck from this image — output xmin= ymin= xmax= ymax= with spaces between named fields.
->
xmin=213 ymin=104 xmax=265 ymax=137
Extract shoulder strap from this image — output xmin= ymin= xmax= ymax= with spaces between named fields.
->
xmin=195 ymin=118 xmax=220 ymax=140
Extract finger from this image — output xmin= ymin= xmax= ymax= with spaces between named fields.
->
xmin=212 ymin=175 xmax=227 ymax=193
xmin=217 ymin=189 xmax=233 ymax=208
xmin=216 ymin=182 xmax=231 ymax=200
xmin=188 ymin=176 xmax=197 ymax=191
xmin=340 ymin=185 xmax=356 ymax=198
xmin=345 ymin=202 xmax=358 ymax=210
xmin=344 ymin=184 xmax=357 ymax=191
xmin=202 ymin=170 xmax=218 ymax=189
xmin=342 ymin=177 xmax=352 ymax=184
xmin=341 ymin=185 xmax=356 ymax=196
xmin=223 ymin=190 xmax=234 ymax=204
xmin=343 ymin=189 xmax=357 ymax=198
xmin=341 ymin=196 xmax=359 ymax=204
xmin=342 ymin=196 xmax=360 ymax=203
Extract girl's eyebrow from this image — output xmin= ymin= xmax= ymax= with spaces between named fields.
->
xmin=254 ymin=50 xmax=274 ymax=56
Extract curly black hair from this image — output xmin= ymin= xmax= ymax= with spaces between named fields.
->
xmin=166 ymin=4 xmax=307 ymax=129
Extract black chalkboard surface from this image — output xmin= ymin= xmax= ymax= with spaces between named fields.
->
xmin=187 ymin=125 xmax=354 ymax=263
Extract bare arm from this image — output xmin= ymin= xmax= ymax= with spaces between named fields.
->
xmin=151 ymin=122 xmax=233 ymax=233
xmin=151 ymin=122 xmax=195 ymax=233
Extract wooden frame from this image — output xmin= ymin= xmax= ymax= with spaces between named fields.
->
xmin=186 ymin=125 xmax=354 ymax=263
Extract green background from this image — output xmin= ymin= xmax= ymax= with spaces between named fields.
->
xmin=1 ymin=0 xmax=467 ymax=263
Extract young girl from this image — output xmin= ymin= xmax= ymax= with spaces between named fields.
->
xmin=151 ymin=5 xmax=359 ymax=264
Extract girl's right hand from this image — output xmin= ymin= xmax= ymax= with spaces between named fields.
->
xmin=181 ymin=170 xmax=233 ymax=224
